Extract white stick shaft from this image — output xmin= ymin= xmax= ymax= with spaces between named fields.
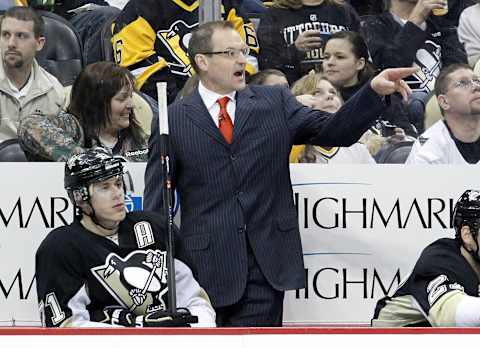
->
xmin=156 ymin=82 xmax=169 ymax=135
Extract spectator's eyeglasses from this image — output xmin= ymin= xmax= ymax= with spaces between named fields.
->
xmin=451 ymin=78 xmax=480 ymax=90
xmin=201 ymin=47 xmax=250 ymax=59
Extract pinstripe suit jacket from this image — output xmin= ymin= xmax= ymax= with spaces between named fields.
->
xmin=144 ymin=83 xmax=385 ymax=307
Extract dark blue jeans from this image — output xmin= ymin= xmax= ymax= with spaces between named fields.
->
xmin=407 ymin=91 xmax=429 ymax=134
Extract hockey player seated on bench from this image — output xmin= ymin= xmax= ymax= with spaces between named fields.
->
xmin=35 ymin=147 xmax=216 ymax=327
xmin=372 ymin=189 xmax=480 ymax=327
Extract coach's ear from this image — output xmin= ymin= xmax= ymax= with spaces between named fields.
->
xmin=461 ymin=225 xmax=475 ymax=251
xmin=194 ymin=53 xmax=209 ymax=74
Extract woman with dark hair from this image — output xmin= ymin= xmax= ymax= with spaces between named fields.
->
xmin=322 ymin=30 xmax=376 ymax=100
xmin=257 ymin=0 xmax=361 ymax=84
xmin=322 ymin=30 xmax=418 ymax=137
xmin=18 ymin=62 xmax=149 ymax=161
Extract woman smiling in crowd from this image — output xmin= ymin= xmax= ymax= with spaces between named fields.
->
xmin=18 ymin=62 xmax=149 ymax=162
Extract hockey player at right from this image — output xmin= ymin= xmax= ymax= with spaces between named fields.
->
xmin=372 ymin=189 xmax=480 ymax=327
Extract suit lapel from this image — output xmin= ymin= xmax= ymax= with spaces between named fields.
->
xmin=232 ymin=87 xmax=255 ymax=145
xmin=182 ymin=86 xmax=256 ymax=147
xmin=183 ymin=89 xmax=227 ymax=146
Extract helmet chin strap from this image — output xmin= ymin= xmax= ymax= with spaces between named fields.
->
xmin=84 ymin=202 xmax=119 ymax=234
xmin=463 ymin=228 xmax=480 ymax=264
xmin=468 ymin=238 xmax=480 ymax=264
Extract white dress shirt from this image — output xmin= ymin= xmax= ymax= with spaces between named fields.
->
xmin=198 ymin=81 xmax=236 ymax=127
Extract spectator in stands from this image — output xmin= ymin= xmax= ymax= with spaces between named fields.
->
xmin=248 ymin=68 xmax=289 ymax=86
xmin=372 ymin=189 xmax=480 ymax=327
xmin=257 ymin=0 xmax=361 ymax=85
xmin=322 ymin=30 xmax=418 ymax=136
xmin=0 ymin=6 xmax=65 ymax=143
xmin=144 ymin=19 xmax=417 ymax=326
xmin=406 ymin=63 xmax=480 ymax=164
xmin=28 ymin=0 xmax=123 ymax=65
xmin=289 ymin=71 xmax=376 ymax=163
xmin=322 ymin=31 xmax=374 ymax=101
xmin=18 ymin=61 xmax=149 ymax=162
xmin=458 ymin=1 xmax=480 ymax=68
xmin=361 ymin=0 xmax=469 ymax=134
xmin=111 ymin=0 xmax=259 ymax=103
xmin=36 ymin=147 xmax=216 ymax=327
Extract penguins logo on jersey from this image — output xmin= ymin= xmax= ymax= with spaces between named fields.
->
xmin=157 ymin=20 xmax=197 ymax=77
xmin=407 ymin=39 xmax=442 ymax=93
xmin=91 ymin=250 xmax=168 ymax=315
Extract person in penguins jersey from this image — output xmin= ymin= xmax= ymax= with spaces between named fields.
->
xmin=35 ymin=147 xmax=215 ymax=327
xmin=111 ymin=0 xmax=260 ymax=103
xmin=372 ymin=189 xmax=480 ymax=327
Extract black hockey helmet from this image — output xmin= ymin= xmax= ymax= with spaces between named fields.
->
xmin=453 ymin=189 xmax=480 ymax=240
xmin=65 ymin=147 xmax=131 ymax=202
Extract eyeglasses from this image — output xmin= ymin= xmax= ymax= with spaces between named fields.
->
xmin=451 ymin=78 xmax=480 ymax=90
xmin=200 ymin=47 xmax=250 ymax=59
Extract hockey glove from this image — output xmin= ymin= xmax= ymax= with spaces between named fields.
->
xmin=96 ymin=306 xmax=135 ymax=327
xmin=134 ymin=308 xmax=197 ymax=327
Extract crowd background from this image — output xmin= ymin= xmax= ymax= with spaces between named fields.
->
xmin=0 ymin=0 xmax=478 ymax=164
xmin=1 ymin=0 xmax=480 ymax=329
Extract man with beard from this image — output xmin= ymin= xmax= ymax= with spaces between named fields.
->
xmin=407 ymin=63 xmax=480 ymax=163
xmin=0 ymin=6 xmax=64 ymax=143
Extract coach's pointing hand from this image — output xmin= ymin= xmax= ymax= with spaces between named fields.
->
xmin=371 ymin=67 xmax=419 ymax=101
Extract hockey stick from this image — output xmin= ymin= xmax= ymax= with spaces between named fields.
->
xmin=156 ymin=82 xmax=177 ymax=315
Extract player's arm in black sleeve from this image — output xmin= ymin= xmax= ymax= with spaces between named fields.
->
xmin=35 ymin=233 xmax=114 ymax=327
xmin=409 ymin=248 xmax=480 ymax=326
xmin=111 ymin=0 xmax=172 ymax=99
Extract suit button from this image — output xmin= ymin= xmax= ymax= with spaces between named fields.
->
xmin=230 ymin=154 xmax=236 ymax=160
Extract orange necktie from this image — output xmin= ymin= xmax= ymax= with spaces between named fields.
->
xmin=217 ymin=96 xmax=233 ymax=144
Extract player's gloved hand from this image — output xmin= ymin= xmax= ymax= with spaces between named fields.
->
xmin=134 ymin=308 xmax=197 ymax=327
xmin=97 ymin=306 xmax=135 ymax=327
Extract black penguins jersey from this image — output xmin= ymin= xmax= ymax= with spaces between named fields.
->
xmin=36 ymin=211 xmax=214 ymax=327
xmin=111 ymin=0 xmax=259 ymax=102
xmin=361 ymin=12 xmax=467 ymax=95
xmin=372 ymin=238 xmax=480 ymax=327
